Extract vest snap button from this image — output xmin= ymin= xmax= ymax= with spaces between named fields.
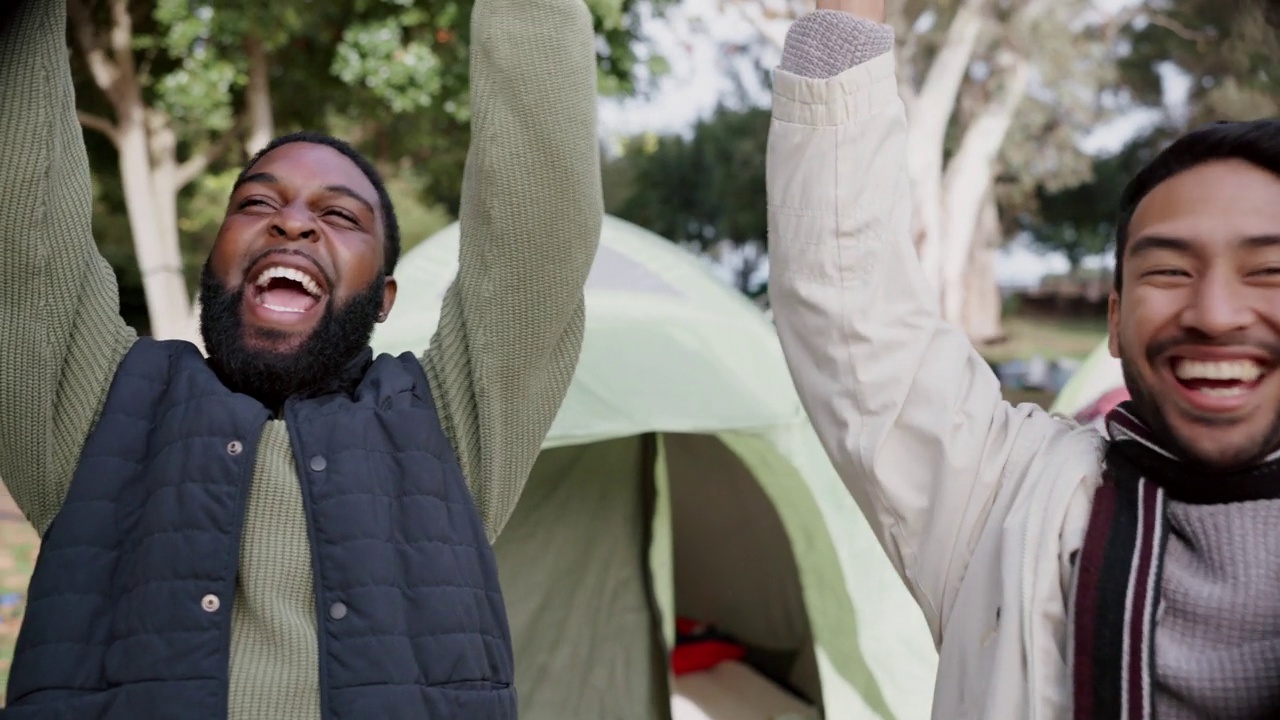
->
xmin=201 ymin=594 xmax=221 ymax=612
xmin=226 ymin=440 xmax=242 ymax=456
xmin=310 ymin=455 xmax=327 ymax=472
xmin=329 ymin=602 xmax=348 ymax=620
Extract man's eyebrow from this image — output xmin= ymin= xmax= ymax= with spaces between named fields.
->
xmin=233 ymin=172 xmax=278 ymax=192
xmin=1241 ymin=234 xmax=1280 ymax=250
xmin=1128 ymin=234 xmax=1280 ymax=257
xmin=323 ymin=184 xmax=377 ymax=218
xmin=1127 ymin=235 xmax=1193 ymax=257
xmin=231 ymin=174 xmax=376 ymax=217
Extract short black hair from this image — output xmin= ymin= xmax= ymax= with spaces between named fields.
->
xmin=1114 ymin=119 xmax=1280 ymax=290
xmin=236 ymin=131 xmax=401 ymax=275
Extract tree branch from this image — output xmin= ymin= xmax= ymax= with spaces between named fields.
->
xmin=1001 ymin=0 xmax=1056 ymax=56
xmin=106 ymin=0 xmax=137 ymax=74
xmin=175 ymin=127 xmax=241 ymax=189
xmin=729 ymin=1 xmax=789 ymax=52
xmin=1101 ymin=4 xmax=1144 ymax=46
xmin=77 ymin=111 xmax=119 ymax=144
xmin=66 ymin=0 xmax=120 ymax=95
xmin=1011 ymin=0 xmax=1055 ymax=26
xmin=910 ymin=0 xmax=992 ymax=137
xmin=1146 ymin=12 xmax=1214 ymax=44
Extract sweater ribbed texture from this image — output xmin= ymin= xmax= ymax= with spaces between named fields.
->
xmin=0 ymin=0 xmax=602 ymax=716
xmin=1154 ymin=498 xmax=1280 ymax=719
xmin=228 ymin=420 xmax=321 ymax=720
xmin=778 ymin=10 xmax=895 ymax=80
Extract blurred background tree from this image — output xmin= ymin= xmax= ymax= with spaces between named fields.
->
xmin=69 ymin=0 xmax=673 ymax=335
xmin=72 ymin=0 xmax=1278 ymax=343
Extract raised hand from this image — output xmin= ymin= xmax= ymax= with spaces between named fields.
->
xmin=816 ymin=0 xmax=885 ymax=22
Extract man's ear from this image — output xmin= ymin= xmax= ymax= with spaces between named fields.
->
xmin=378 ymin=276 xmax=397 ymax=323
xmin=1107 ymin=290 xmax=1121 ymax=359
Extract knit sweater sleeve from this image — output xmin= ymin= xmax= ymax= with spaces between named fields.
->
xmin=779 ymin=10 xmax=896 ymax=79
xmin=421 ymin=0 xmax=603 ymax=541
xmin=0 ymin=0 xmax=136 ymax=534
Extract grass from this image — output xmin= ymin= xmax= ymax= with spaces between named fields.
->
xmin=0 ymin=496 xmax=37 ymax=706
xmin=980 ymin=312 xmax=1109 ymax=411
xmin=977 ymin=313 xmax=1108 ymax=366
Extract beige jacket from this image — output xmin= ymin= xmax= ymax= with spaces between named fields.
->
xmin=766 ymin=51 xmax=1109 ymax=719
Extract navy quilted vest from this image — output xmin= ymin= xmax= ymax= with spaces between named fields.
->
xmin=1 ymin=339 xmax=515 ymax=719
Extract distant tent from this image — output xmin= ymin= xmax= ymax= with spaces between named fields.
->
xmin=371 ymin=215 xmax=937 ymax=720
xmin=1049 ymin=337 xmax=1126 ymax=424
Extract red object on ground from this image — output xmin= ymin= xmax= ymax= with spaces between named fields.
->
xmin=671 ymin=617 xmax=747 ymax=676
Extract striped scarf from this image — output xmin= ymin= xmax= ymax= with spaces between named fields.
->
xmin=1070 ymin=401 xmax=1280 ymax=719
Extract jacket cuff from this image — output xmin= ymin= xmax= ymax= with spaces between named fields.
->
xmin=772 ymin=50 xmax=899 ymax=128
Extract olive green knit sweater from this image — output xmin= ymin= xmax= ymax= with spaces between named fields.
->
xmin=0 ymin=0 xmax=603 ymax=716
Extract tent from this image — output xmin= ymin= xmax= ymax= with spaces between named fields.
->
xmin=1049 ymin=337 xmax=1126 ymax=424
xmin=371 ymin=216 xmax=937 ymax=719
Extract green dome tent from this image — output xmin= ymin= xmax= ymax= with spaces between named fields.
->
xmin=1049 ymin=337 xmax=1125 ymax=420
xmin=370 ymin=215 xmax=937 ymax=720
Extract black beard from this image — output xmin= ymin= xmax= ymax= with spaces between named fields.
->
xmin=198 ymin=263 xmax=384 ymax=411
xmin=1121 ymin=360 xmax=1186 ymax=454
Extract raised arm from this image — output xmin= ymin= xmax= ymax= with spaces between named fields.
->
xmin=423 ymin=0 xmax=603 ymax=540
xmin=767 ymin=5 xmax=1069 ymax=642
xmin=0 ymin=0 xmax=135 ymax=534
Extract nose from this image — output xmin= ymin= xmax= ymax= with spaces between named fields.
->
xmin=1179 ymin=268 xmax=1255 ymax=337
xmin=269 ymin=201 xmax=319 ymax=243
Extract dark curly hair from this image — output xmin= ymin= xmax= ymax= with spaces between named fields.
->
xmin=1114 ymin=118 xmax=1280 ymax=290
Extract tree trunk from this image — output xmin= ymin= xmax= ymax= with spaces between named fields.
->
xmin=115 ymin=106 xmax=192 ymax=338
xmin=938 ymin=53 xmax=1031 ymax=327
xmin=963 ymin=193 xmax=1004 ymax=343
xmin=244 ymin=34 xmax=275 ymax=156
xmin=68 ymin=0 xmax=246 ymax=342
xmin=906 ymin=0 xmax=994 ymax=291
xmin=147 ymin=109 xmax=182 ymax=257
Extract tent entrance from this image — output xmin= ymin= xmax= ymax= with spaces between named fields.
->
xmin=492 ymin=434 xmax=820 ymax=720
xmin=663 ymin=433 xmax=821 ymax=718
xmin=495 ymin=437 xmax=668 ymax=720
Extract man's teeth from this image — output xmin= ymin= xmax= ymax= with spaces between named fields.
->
xmin=1173 ymin=359 xmax=1264 ymax=383
xmin=261 ymin=303 xmax=307 ymax=314
xmin=1197 ymin=386 xmax=1248 ymax=398
xmin=253 ymin=266 xmax=322 ymax=297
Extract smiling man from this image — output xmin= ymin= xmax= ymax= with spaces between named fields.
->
xmin=1111 ymin=154 xmax=1280 ymax=470
xmin=200 ymin=138 xmax=408 ymax=412
xmin=0 ymin=0 xmax=601 ymax=718
xmin=766 ymin=1 xmax=1280 ymax=718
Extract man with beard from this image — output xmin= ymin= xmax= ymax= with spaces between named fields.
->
xmin=767 ymin=1 xmax=1280 ymax=718
xmin=0 ymin=0 xmax=601 ymax=718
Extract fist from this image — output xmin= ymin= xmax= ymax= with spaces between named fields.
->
xmin=815 ymin=0 xmax=886 ymax=22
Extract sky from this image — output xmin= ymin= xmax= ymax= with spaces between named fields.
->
xmin=597 ymin=0 xmax=1190 ymax=289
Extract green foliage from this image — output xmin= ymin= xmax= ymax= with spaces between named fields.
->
xmin=1121 ymin=0 xmax=1279 ymax=125
xmin=1022 ymin=131 xmax=1173 ymax=269
xmin=332 ymin=21 xmax=442 ymax=114
xmin=77 ymin=0 xmax=680 ymax=327
xmin=75 ymin=0 xmax=673 ymax=321
xmin=606 ymin=105 xmax=770 ymax=248
xmin=1019 ymin=0 xmax=1276 ymax=265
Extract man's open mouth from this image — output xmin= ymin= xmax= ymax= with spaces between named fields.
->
xmin=1171 ymin=358 xmax=1267 ymax=398
xmin=250 ymin=265 xmax=325 ymax=314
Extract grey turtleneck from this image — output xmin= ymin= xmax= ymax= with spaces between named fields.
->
xmin=1155 ymin=499 xmax=1280 ymax=719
